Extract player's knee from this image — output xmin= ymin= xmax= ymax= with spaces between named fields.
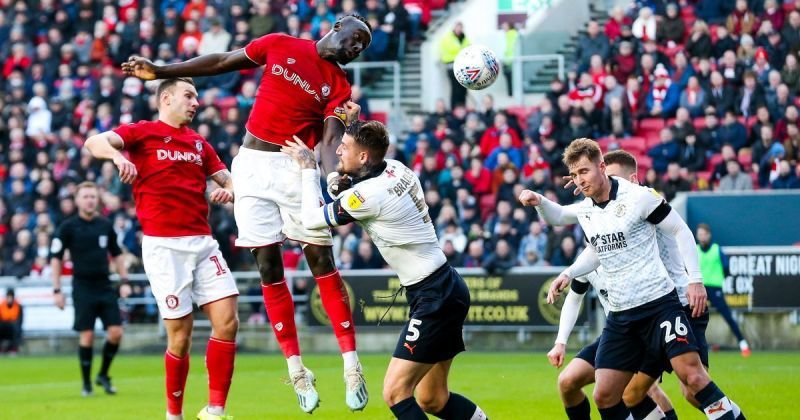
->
xmin=168 ymin=332 xmax=192 ymax=356
xmin=218 ymin=315 xmax=240 ymax=338
xmin=593 ymin=386 xmax=619 ymax=408
xmin=382 ymin=377 xmax=413 ymax=406
xmin=256 ymin=260 xmax=284 ymax=284
xmin=681 ymin=369 xmax=710 ymax=394
xmin=107 ymin=327 xmax=123 ymax=343
xmin=79 ymin=331 xmax=94 ymax=346
xmin=304 ymin=246 xmax=335 ymax=273
xmin=416 ymin=389 xmax=449 ymax=414
xmin=558 ymin=371 xmax=582 ymax=394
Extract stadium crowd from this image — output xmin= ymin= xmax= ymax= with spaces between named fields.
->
xmin=2 ymin=0 xmax=800 ymax=288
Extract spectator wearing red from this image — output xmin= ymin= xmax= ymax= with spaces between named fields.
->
xmin=762 ymin=0 xmax=785 ymax=32
xmin=479 ymin=113 xmax=522 ymax=157
xmin=680 ymin=76 xmax=708 ymax=117
xmin=567 ymin=72 xmax=603 ymax=107
xmin=3 ymin=43 xmax=31 ymax=78
xmin=464 ymin=157 xmax=493 ymax=197
xmin=177 ymin=20 xmax=203 ymax=56
xmin=182 ymin=0 xmax=207 ymax=22
xmin=727 ymin=0 xmax=759 ymax=37
xmin=777 ymin=106 xmax=800 ymax=141
xmin=588 ymin=54 xmax=608 ymax=88
xmin=521 ymin=145 xmax=551 ymax=183
xmin=610 ymin=40 xmax=637 ymax=84
xmin=753 ymin=47 xmax=773 ymax=82
xmin=605 ymin=6 xmax=632 ymax=41
xmin=625 ymin=76 xmax=647 ymax=119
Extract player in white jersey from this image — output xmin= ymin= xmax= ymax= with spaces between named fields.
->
xmin=281 ymin=120 xmax=488 ymax=420
xmin=542 ymin=151 xmax=715 ymax=419
xmin=520 ymin=139 xmax=744 ymax=420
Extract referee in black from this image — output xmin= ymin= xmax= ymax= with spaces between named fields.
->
xmin=51 ymin=181 xmax=128 ymax=397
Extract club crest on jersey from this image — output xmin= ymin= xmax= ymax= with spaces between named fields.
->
xmin=347 ymin=191 xmax=365 ymax=209
xmin=163 ymin=136 xmax=172 ymax=143
xmin=166 ymin=295 xmax=179 ymax=310
xmin=287 ymin=57 xmax=296 ymax=64
xmin=195 ymin=140 xmax=203 ymax=152
xmin=98 ymin=235 xmax=108 ymax=248
xmin=321 ymin=83 xmax=331 ymax=98
xmin=614 ymin=203 xmax=626 ymax=217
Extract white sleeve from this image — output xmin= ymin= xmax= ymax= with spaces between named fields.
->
xmin=555 ymin=288 xmax=585 ymax=345
xmin=562 ymin=245 xmax=601 ymax=279
xmin=655 ymin=209 xmax=704 ymax=284
xmin=534 ymin=195 xmax=580 ymax=225
xmin=300 ymin=169 xmax=333 ymax=230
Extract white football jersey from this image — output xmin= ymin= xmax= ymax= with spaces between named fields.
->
xmin=337 ymin=160 xmax=446 ymax=286
xmin=575 ymin=269 xmax=611 ymax=315
xmin=656 ymin=231 xmax=689 ymax=306
xmin=574 ymin=177 xmax=675 ymax=312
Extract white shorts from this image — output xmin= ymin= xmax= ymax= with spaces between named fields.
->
xmin=142 ymin=235 xmax=239 ymax=319
xmin=232 ymin=146 xmax=333 ymax=247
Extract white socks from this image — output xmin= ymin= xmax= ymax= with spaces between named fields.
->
xmin=287 ymin=355 xmax=304 ymax=374
xmin=342 ymin=351 xmax=360 ymax=371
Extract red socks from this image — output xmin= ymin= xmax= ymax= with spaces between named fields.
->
xmin=206 ymin=338 xmax=236 ymax=409
xmin=316 ymin=270 xmax=357 ymax=353
xmin=262 ymin=281 xmax=300 ymax=357
xmin=165 ymin=351 xmax=190 ymax=416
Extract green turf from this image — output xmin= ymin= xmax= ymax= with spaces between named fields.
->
xmin=1 ymin=351 xmax=796 ymax=418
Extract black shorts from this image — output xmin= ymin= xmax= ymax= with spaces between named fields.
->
xmin=575 ymin=337 xmax=601 ymax=367
xmin=392 ymin=264 xmax=470 ymax=364
xmin=72 ymin=284 xmax=122 ymax=331
xmin=596 ymin=290 xmax=699 ymax=372
xmin=639 ymin=304 xmax=710 ymax=378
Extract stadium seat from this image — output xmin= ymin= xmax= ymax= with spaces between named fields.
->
xmin=597 ymin=137 xmax=613 ymax=151
xmin=739 ymin=152 xmax=753 ymax=168
xmin=370 ymin=111 xmax=388 ymax=124
xmin=479 ymin=194 xmax=496 ymax=222
xmin=638 ymin=118 xmax=665 ymax=136
xmin=621 ymin=136 xmax=648 ymax=154
xmin=693 ymin=117 xmax=706 ymax=131
xmin=708 ymin=153 xmax=724 ymax=168
xmin=645 ymin=136 xmax=662 ymax=150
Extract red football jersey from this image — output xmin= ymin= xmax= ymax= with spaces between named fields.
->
xmin=112 ymin=120 xmax=227 ymax=237
xmin=244 ymin=33 xmax=351 ymax=147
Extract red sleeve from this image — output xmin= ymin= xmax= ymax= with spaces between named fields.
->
xmin=202 ymin=140 xmax=227 ymax=176
xmin=323 ymin=72 xmax=352 ymax=122
xmin=244 ymin=33 xmax=279 ymax=66
xmin=112 ymin=120 xmax=149 ymax=149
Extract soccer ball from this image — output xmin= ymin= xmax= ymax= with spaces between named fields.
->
xmin=453 ymin=45 xmax=501 ymax=90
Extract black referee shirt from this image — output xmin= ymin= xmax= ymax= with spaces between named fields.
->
xmin=50 ymin=215 xmax=122 ymax=286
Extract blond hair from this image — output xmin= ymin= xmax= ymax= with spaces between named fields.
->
xmin=562 ymin=138 xmax=602 ymax=167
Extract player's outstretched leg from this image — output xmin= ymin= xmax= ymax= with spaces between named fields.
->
xmin=416 ymin=360 xmax=488 ymax=420
xmin=671 ymin=352 xmax=745 ymax=420
xmin=253 ymin=246 xmax=318 ymax=413
xmin=164 ymin=316 xmax=193 ymax=420
xmin=78 ymin=330 xmax=94 ymax=396
xmin=558 ymin=359 xmax=595 ymax=420
xmin=96 ymin=325 xmax=123 ymax=395
xmin=304 ymin=245 xmax=366 ymax=411
xmin=383 ymin=357 xmax=435 ymax=419
xmin=197 ymin=296 xmax=239 ymax=420
xmin=594 ymin=368 xmax=635 ymax=420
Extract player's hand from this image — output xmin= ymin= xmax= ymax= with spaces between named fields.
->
xmin=562 ymin=176 xmax=581 ymax=196
xmin=687 ymin=283 xmax=708 ymax=318
xmin=113 ymin=154 xmax=138 ymax=184
xmin=281 ymin=136 xmax=318 ymax=169
xmin=343 ymin=100 xmax=361 ymax=124
xmin=547 ymin=343 xmax=566 ymax=368
xmin=121 ymin=56 xmax=159 ymax=80
xmin=209 ymin=188 xmax=234 ymax=204
xmin=327 ymin=172 xmax=353 ymax=198
xmin=54 ymin=291 xmax=65 ymax=310
xmin=547 ymin=272 xmax=571 ymax=304
xmin=518 ymin=189 xmax=542 ymax=207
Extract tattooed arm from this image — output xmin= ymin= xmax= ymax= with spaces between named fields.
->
xmin=209 ymin=169 xmax=234 ymax=204
xmin=284 ymin=136 xmax=319 ymax=170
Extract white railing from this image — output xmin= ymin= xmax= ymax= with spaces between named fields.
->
xmin=512 ymin=53 xmax=565 ymax=104
xmin=346 ymin=61 xmax=402 ymax=110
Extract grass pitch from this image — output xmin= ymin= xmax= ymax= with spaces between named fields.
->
xmin=2 ymin=352 xmax=796 ymax=419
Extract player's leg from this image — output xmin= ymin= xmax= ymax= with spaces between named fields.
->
xmin=383 ymin=357 xmax=435 ymax=419
xmin=73 ymin=287 xmax=97 ymax=396
xmin=621 ymin=372 xmax=667 ymax=420
xmin=594 ymin=315 xmax=644 ymax=419
xmin=707 ymin=286 xmax=750 ymax=356
xmin=648 ymin=384 xmax=678 ymax=420
xmin=96 ymin=288 xmax=123 ymax=394
xmin=594 ymin=369 xmax=635 ymax=419
xmin=78 ymin=329 xmax=95 ymax=396
xmin=558 ymin=358 xmax=596 ymax=420
xmin=200 ymin=296 xmax=239 ymax=418
xmin=164 ymin=315 xmax=194 ymax=420
xmin=415 ymin=358 xmax=488 ymax=419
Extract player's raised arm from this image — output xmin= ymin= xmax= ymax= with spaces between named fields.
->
xmin=122 ymin=49 xmax=259 ymax=80
xmin=518 ymin=189 xmax=580 ymax=225
xmin=84 ymin=131 xmax=138 ymax=184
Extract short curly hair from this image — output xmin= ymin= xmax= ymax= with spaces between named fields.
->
xmin=346 ymin=120 xmax=389 ymax=164
xmin=562 ymin=138 xmax=602 ymax=167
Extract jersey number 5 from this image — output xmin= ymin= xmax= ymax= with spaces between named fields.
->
xmin=210 ymin=255 xmax=227 ymax=276
xmin=405 ymin=318 xmax=422 ymax=342
xmin=660 ymin=316 xmax=688 ymax=343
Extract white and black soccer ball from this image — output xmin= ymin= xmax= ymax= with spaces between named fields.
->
xmin=453 ymin=45 xmax=501 ymax=90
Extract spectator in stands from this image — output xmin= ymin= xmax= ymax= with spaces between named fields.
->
xmin=480 ymin=95 xmax=499 ymax=129
xmin=575 ymin=20 xmax=610 ymax=72
xmin=518 ymin=221 xmax=548 ymax=266
xmin=479 ymin=113 xmax=522 ymax=157
xmin=696 ymin=0 xmax=730 ymax=25
xmin=580 ymin=97 xmax=603 ymax=136
xmin=662 ymin=162 xmax=692 ymax=201
xmin=602 ymin=96 xmax=633 ymax=138
xmin=720 ymin=50 xmax=746 ymax=89
xmin=198 ymin=18 xmax=231 ymax=56
xmin=719 ymin=108 xmax=750 ymax=151
xmin=624 ymin=76 xmax=647 ymax=119
xmin=679 ymin=133 xmax=707 ymax=172
xmin=783 ymin=11 xmax=800 ymax=52
xmin=750 ymin=105 xmax=774 ymax=145
xmin=352 ymin=240 xmax=385 ymax=269
xmin=560 ymin=109 xmax=593 ymax=147
xmin=769 ymin=84 xmax=794 ymax=122
xmin=363 ymin=14 xmax=389 ymax=61
xmin=0 ymin=288 xmax=22 ymax=354
xmin=646 ymin=64 xmax=681 ymax=118
xmin=781 ymin=53 xmax=800 ymax=93
xmin=404 ymin=115 xmax=434 ymax=158
xmin=632 ymin=7 xmax=657 ymax=42
xmin=568 ymin=72 xmax=602 ymax=108
xmin=658 ymin=3 xmax=685 ymax=46
xmin=603 ymin=75 xmax=625 ymax=109
xmin=649 ymin=128 xmax=681 ymax=174
xmin=383 ymin=0 xmax=410 ymax=45
xmin=485 ymin=133 xmax=523 ymax=170
xmin=753 ymin=125 xmax=786 ymax=186
xmin=440 ymin=22 xmax=470 ymax=108
xmin=550 ymin=235 xmax=578 ymax=266
xmin=671 ymin=107 xmax=697 ymax=144
xmin=465 ymin=157 xmax=493 ymax=198
xmin=680 ymin=76 xmax=708 ymax=117
xmin=727 ymin=0 xmax=759 ymax=37
xmin=442 ymin=239 xmax=464 ymax=267
xmin=699 ymin=106 xmax=723 ymax=150
xmin=736 ymin=71 xmax=767 ymax=117
xmin=481 ymin=238 xmax=516 ymax=274
xmin=718 ymin=160 xmax=754 ymax=191
xmin=605 ymin=6 xmax=632 ymax=42
xmin=771 ymin=159 xmax=800 ymax=188
xmin=686 ymin=20 xmax=713 ymax=59
xmin=463 ymin=239 xmax=485 ymax=268
xmin=784 ymin=123 xmax=800 ymax=163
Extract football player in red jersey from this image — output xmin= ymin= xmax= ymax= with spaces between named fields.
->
xmin=122 ymin=15 xmax=372 ymax=413
xmin=85 ymin=78 xmax=239 ymax=420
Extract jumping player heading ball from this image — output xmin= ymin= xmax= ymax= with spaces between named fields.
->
xmin=122 ymin=15 xmax=372 ymax=414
